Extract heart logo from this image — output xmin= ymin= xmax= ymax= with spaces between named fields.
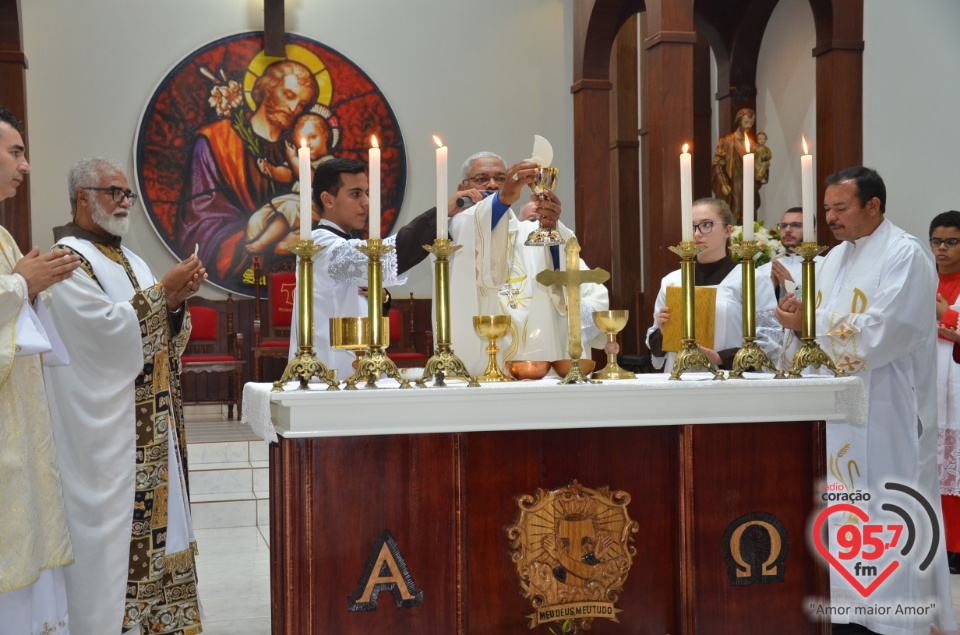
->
xmin=812 ymin=503 xmax=899 ymax=597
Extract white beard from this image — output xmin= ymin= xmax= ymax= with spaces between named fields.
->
xmin=91 ymin=199 xmax=130 ymax=236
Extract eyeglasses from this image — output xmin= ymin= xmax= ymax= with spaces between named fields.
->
xmin=82 ymin=186 xmax=138 ymax=205
xmin=462 ymin=174 xmax=507 ymax=187
xmin=778 ymin=222 xmax=803 ymax=231
xmin=692 ymin=220 xmax=716 ymax=235
xmin=930 ymin=238 xmax=960 ymax=249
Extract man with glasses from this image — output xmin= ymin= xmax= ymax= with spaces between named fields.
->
xmin=0 ymin=107 xmax=78 ymax=633
xmin=776 ymin=167 xmax=958 ymax=634
xmin=44 ymin=157 xmax=207 ymax=635
xmin=448 ymin=152 xmax=608 ymax=376
xmin=929 ymin=211 xmax=960 ymax=577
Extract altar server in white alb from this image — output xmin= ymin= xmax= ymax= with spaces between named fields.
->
xmin=776 ymin=166 xmax=958 ymax=635
xmin=289 ymin=157 xmax=440 ymax=380
xmin=0 ymin=107 xmax=79 ymax=635
xmin=44 ymin=158 xmax=206 ymax=635
xmin=448 ymin=152 xmax=608 ymax=376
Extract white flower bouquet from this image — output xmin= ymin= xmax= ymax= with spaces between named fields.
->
xmin=729 ymin=221 xmax=786 ymax=266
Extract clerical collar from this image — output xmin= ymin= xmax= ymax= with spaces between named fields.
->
xmin=53 ymin=221 xmax=122 ymax=248
xmin=317 ymin=219 xmax=351 ymax=239
xmin=694 ymin=254 xmax=736 ymax=286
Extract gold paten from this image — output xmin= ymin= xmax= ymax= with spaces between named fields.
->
xmin=473 ymin=314 xmax=513 ymax=382
xmin=416 ymin=238 xmax=479 ymax=387
xmin=787 ymin=241 xmax=846 ymax=378
xmin=667 ymin=240 xmax=724 ymax=380
xmin=345 ymin=239 xmax=411 ymax=389
xmin=535 ymin=237 xmax=610 ymax=385
xmin=507 ymin=480 xmax=637 ymax=633
xmin=729 ymin=240 xmax=784 ymax=378
xmin=273 ymin=240 xmax=339 ymax=392
xmin=591 ymin=310 xmax=636 ymax=380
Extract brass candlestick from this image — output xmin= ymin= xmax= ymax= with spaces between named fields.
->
xmin=345 ymin=239 xmax=411 ymax=389
xmin=729 ymin=240 xmax=784 ymax=378
xmin=591 ymin=310 xmax=636 ymax=380
xmin=787 ymin=242 xmax=846 ymax=378
xmin=417 ymin=239 xmax=480 ymax=388
xmin=274 ymin=240 xmax=340 ymax=392
xmin=668 ymin=241 xmax=724 ymax=381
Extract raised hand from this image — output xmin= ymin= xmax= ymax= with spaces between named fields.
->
xmin=13 ymin=247 xmax=81 ymax=300
xmin=161 ymin=254 xmax=207 ymax=309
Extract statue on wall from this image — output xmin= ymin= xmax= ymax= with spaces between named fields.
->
xmin=754 ymin=131 xmax=772 ymax=185
xmin=711 ymin=108 xmax=765 ymax=220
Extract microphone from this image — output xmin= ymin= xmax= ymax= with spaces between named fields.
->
xmin=455 ymin=191 xmax=492 ymax=208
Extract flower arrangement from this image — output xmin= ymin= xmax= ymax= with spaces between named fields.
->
xmin=729 ymin=220 xmax=786 ymax=266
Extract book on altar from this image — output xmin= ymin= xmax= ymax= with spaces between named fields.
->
xmin=662 ymin=286 xmax=716 ymax=352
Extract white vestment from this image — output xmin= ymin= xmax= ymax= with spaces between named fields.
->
xmin=645 ymin=263 xmax=762 ymax=373
xmin=808 ymin=219 xmax=957 ymax=633
xmin=289 ymin=220 xmax=406 ymax=381
xmin=0 ymin=226 xmax=72 ymax=634
xmin=448 ymin=197 xmax=608 ymax=377
xmin=45 ymin=235 xmax=200 ymax=635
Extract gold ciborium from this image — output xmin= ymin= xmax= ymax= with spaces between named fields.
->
xmin=591 ymin=310 xmax=636 ymax=380
xmin=473 ymin=315 xmax=513 ymax=382
xmin=524 ymin=166 xmax=563 ymax=246
xmin=329 ymin=316 xmax=390 ymax=384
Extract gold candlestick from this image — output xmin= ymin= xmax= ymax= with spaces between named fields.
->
xmin=667 ymin=241 xmax=724 ymax=381
xmin=729 ymin=240 xmax=784 ymax=378
xmin=274 ymin=240 xmax=340 ymax=392
xmin=787 ymin=242 xmax=846 ymax=378
xmin=417 ymin=239 xmax=480 ymax=387
xmin=345 ymin=239 xmax=412 ymax=389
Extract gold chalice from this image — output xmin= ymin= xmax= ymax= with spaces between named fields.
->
xmin=329 ymin=316 xmax=390 ymax=384
xmin=473 ymin=315 xmax=513 ymax=382
xmin=591 ymin=310 xmax=636 ymax=380
xmin=524 ymin=166 xmax=563 ymax=246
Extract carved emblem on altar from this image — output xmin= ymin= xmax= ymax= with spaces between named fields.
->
xmin=722 ymin=512 xmax=788 ymax=586
xmin=506 ymin=480 xmax=637 ymax=630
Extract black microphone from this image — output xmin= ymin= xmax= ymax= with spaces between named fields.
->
xmin=455 ymin=191 xmax=492 ymax=208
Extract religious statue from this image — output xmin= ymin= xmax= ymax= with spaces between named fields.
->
xmin=754 ymin=131 xmax=772 ymax=185
xmin=711 ymin=108 xmax=764 ymax=220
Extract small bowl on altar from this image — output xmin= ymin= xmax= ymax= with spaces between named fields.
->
xmin=506 ymin=360 xmax=552 ymax=380
xmin=552 ymin=358 xmax=596 ymax=377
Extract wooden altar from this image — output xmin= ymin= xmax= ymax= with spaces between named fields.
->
xmin=258 ymin=375 xmax=862 ymax=634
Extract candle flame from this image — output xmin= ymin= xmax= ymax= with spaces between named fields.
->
xmin=802 ymin=135 xmax=809 ymax=155
xmin=682 ymin=143 xmax=689 ymax=154
xmin=371 ymin=135 xmax=379 ymax=149
xmin=301 ymin=138 xmax=307 ymax=148
xmin=433 ymin=135 xmax=444 ymax=148
xmin=744 ymin=135 xmax=751 ymax=153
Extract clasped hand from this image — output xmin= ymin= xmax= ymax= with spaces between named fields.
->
xmin=162 ymin=255 xmax=207 ymax=309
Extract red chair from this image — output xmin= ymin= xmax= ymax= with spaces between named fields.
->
xmin=385 ymin=294 xmax=432 ymax=369
xmin=181 ymin=295 xmax=244 ymax=419
xmin=252 ymin=256 xmax=297 ymax=381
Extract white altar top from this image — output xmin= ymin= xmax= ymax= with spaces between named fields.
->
xmin=243 ymin=372 xmax=865 ymax=443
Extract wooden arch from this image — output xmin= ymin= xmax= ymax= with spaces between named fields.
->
xmin=572 ymin=0 xmax=862 ymax=353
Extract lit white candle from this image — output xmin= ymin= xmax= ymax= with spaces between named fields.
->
xmin=680 ymin=144 xmax=693 ymax=242
xmin=298 ymin=139 xmax=312 ymax=241
xmin=369 ymin=135 xmax=380 ymax=239
xmin=434 ymin=135 xmax=447 ymax=240
xmin=801 ymin=135 xmax=815 ymax=242
xmin=742 ymin=135 xmax=754 ymax=241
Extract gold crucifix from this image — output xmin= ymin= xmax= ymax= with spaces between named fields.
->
xmin=535 ymin=237 xmax=610 ymax=384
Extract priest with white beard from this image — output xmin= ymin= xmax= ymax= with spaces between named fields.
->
xmin=448 ymin=152 xmax=608 ymax=376
xmin=44 ymin=158 xmax=207 ymax=635
xmin=776 ymin=166 xmax=958 ymax=635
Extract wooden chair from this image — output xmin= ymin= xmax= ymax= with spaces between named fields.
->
xmin=181 ymin=295 xmax=245 ymax=419
xmin=385 ymin=293 xmax=433 ymax=369
xmin=252 ymin=256 xmax=297 ymax=381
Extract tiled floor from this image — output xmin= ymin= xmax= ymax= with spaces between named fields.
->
xmin=183 ymin=406 xmax=960 ymax=634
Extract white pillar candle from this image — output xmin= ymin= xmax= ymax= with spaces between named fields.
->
xmin=434 ymin=135 xmax=448 ymax=240
xmin=298 ymin=139 xmax=311 ymax=241
xmin=742 ymin=135 xmax=754 ymax=241
xmin=369 ymin=135 xmax=380 ymax=240
xmin=801 ymin=136 xmax=815 ymax=242
xmin=680 ymin=144 xmax=693 ymax=242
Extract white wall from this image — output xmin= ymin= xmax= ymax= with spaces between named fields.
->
xmin=21 ymin=0 xmax=574 ymax=298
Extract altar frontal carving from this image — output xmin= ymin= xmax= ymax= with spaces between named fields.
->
xmin=507 ymin=480 xmax=637 ymax=630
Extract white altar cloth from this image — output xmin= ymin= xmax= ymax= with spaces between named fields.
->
xmin=243 ymin=372 xmax=865 ymax=443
